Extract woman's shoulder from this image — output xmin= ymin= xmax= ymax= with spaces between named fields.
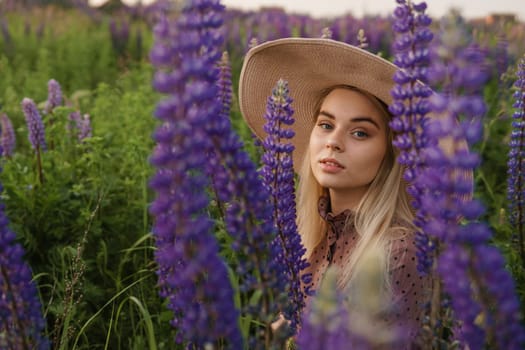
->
xmin=386 ymin=225 xmax=419 ymax=268
xmin=387 ymin=218 xmax=417 ymax=247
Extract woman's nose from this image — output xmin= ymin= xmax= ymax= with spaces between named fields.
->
xmin=326 ymin=138 xmax=343 ymax=152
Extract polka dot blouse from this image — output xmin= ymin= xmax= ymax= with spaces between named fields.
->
xmin=302 ymin=197 xmax=432 ymax=344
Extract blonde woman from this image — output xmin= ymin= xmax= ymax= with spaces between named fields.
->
xmin=239 ymin=38 xmax=432 ymax=345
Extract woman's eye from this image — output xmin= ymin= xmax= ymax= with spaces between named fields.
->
xmin=352 ymin=130 xmax=368 ymax=138
xmin=318 ymin=122 xmax=332 ymax=130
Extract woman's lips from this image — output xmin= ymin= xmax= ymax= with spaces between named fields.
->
xmin=319 ymin=158 xmax=345 ymax=172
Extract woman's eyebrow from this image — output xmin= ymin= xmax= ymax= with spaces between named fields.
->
xmin=318 ymin=110 xmax=381 ymax=129
xmin=351 ymin=117 xmax=381 ymax=129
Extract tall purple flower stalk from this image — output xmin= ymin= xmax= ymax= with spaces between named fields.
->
xmin=0 ymin=113 xmax=15 ymax=157
xmin=201 ymin=48 xmax=288 ymax=348
xmin=148 ymin=1 xmax=243 ymax=347
xmin=417 ymin=13 xmax=525 ymax=349
xmin=389 ymin=0 xmax=434 ymax=274
xmin=0 ymin=187 xmax=49 ymax=349
xmin=150 ymin=0 xmax=290 ymax=342
xmin=44 ymin=79 xmax=62 ymax=114
xmin=21 ymin=98 xmax=46 ymax=184
xmin=388 ymin=1 xmax=441 ymax=343
xmin=259 ymin=79 xmax=310 ymax=331
xmin=508 ymin=55 xmax=525 ymax=269
xmin=21 ymin=98 xmax=46 ymax=152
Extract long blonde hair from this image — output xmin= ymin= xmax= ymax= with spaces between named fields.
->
xmin=296 ymin=85 xmax=415 ymax=294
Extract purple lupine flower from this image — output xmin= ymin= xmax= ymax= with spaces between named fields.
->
xmin=508 ymin=55 xmax=525 ymax=267
xmin=495 ymin=35 xmax=509 ymax=82
xmin=197 ymin=48 xmax=288 ymax=346
xmin=67 ymin=111 xmax=82 ymax=134
xmin=45 ymin=79 xmax=63 ymax=114
xmin=436 ymin=245 xmax=484 ymax=348
xmin=0 ymin=189 xmax=49 ymax=349
xmin=67 ymin=112 xmax=92 ymax=142
xmin=205 ymin=51 xmax=233 ymax=211
xmin=78 ymin=114 xmax=92 ymax=141
xmin=21 ymin=98 xmax=47 ymax=152
xmin=297 ymin=263 xmax=404 ymax=350
xmin=389 ymin=0 xmax=434 ymax=274
xmin=418 ymin=13 xmax=525 ymax=349
xmin=109 ymin=19 xmax=129 ymax=55
xmin=296 ymin=268 xmax=355 ymax=350
xmin=0 ymin=113 xmax=15 ymax=157
xmin=260 ymin=79 xmax=310 ymax=331
xmin=149 ymin=2 xmax=243 ymax=347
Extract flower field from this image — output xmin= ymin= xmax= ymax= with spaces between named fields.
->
xmin=0 ymin=0 xmax=525 ymax=349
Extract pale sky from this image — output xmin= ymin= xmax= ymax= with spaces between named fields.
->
xmin=222 ymin=0 xmax=524 ymax=20
xmin=88 ymin=0 xmax=524 ymax=21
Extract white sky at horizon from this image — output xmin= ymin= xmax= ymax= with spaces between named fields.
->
xmin=88 ymin=0 xmax=525 ymax=21
xmin=222 ymin=0 xmax=524 ymax=20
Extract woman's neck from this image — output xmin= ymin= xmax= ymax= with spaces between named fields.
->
xmin=328 ymin=188 xmax=367 ymax=215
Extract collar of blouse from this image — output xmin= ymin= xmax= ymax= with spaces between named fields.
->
xmin=318 ymin=196 xmax=357 ymax=261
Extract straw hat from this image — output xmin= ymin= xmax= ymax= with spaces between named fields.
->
xmin=239 ymin=37 xmax=398 ymax=171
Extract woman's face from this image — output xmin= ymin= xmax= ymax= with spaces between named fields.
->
xmin=309 ymin=88 xmax=388 ymax=205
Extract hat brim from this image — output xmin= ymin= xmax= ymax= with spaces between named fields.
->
xmin=239 ymin=38 xmax=398 ymax=171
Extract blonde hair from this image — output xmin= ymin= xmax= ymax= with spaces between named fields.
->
xmin=296 ymin=85 xmax=415 ymax=295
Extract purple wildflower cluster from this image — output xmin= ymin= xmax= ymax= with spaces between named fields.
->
xmin=259 ymin=79 xmax=311 ymax=330
xmin=68 ymin=111 xmax=92 ymax=142
xmin=508 ymin=55 xmax=525 ymax=265
xmin=206 ymin=55 xmax=288 ymax=346
xmin=44 ymin=79 xmax=63 ymax=114
xmin=0 ymin=188 xmax=49 ymax=349
xmin=415 ymin=13 xmax=525 ymax=349
xmin=0 ymin=113 xmax=15 ymax=157
xmin=148 ymin=1 xmax=242 ymax=347
xmin=21 ymin=98 xmax=47 ymax=152
xmin=149 ymin=0 xmax=289 ymax=347
xmin=296 ymin=268 xmax=354 ymax=349
xmin=390 ymin=3 xmax=525 ymax=348
xmin=21 ymin=97 xmax=46 ymax=184
xmin=389 ymin=0 xmax=434 ymax=273
xmin=296 ymin=265 xmax=404 ymax=350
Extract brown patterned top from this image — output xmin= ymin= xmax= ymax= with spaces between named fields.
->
xmin=302 ymin=197 xmax=431 ymax=345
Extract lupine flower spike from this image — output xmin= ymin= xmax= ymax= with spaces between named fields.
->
xmin=389 ymin=0 xmax=437 ymax=343
xmin=296 ymin=267 xmax=354 ymax=349
xmin=508 ymin=54 xmax=525 ymax=270
xmin=298 ymin=249 xmax=402 ymax=349
xmin=420 ymin=13 xmax=525 ymax=349
xmin=389 ymin=0 xmax=434 ymax=274
xmin=69 ymin=112 xmax=92 ymax=143
xmin=0 ymin=113 xmax=15 ymax=157
xmin=260 ymin=79 xmax=310 ymax=332
xmin=21 ymin=98 xmax=46 ymax=184
xmin=45 ymin=79 xmax=62 ymax=114
xmin=78 ymin=114 xmax=92 ymax=142
xmin=149 ymin=1 xmax=242 ymax=347
xmin=0 ymin=184 xmax=49 ymax=349
xmin=195 ymin=40 xmax=288 ymax=349
xmin=21 ymin=98 xmax=46 ymax=152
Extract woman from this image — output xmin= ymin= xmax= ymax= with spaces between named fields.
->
xmin=239 ymin=37 xmax=432 ymax=346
